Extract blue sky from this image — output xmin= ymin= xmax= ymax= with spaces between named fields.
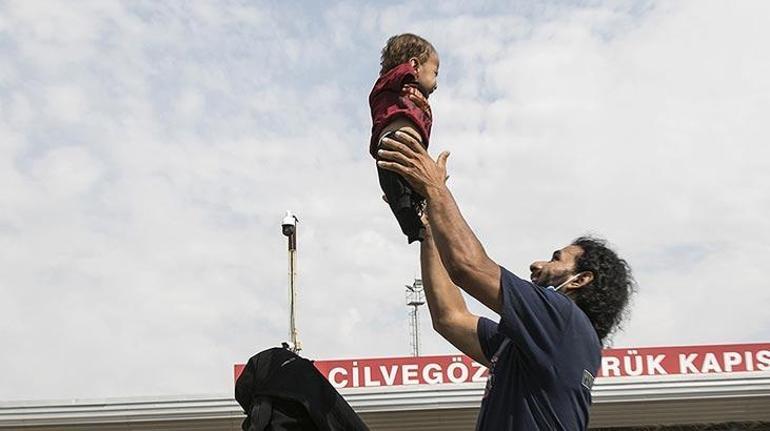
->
xmin=1 ymin=0 xmax=769 ymax=400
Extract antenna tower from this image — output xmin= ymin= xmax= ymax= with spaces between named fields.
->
xmin=405 ymin=278 xmax=425 ymax=357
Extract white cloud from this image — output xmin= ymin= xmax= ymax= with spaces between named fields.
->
xmin=28 ymin=146 xmax=103 ymax=196
xmin=0 ymin=0 xmax=768 ymax=401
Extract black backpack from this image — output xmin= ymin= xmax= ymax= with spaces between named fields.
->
xmin=235 ymin=347 xmax=369 ymax=431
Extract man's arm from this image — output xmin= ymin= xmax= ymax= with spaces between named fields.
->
xmin=377 ymin=131 xmax=502 ymax=314
xmin=421 ymin=224 xmax=489 ymax=367
xmin=425 ymin=184 xmax=502 ymax=313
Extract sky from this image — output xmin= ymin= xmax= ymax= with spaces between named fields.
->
xmin=1 ymin=0 xmax=769 ymax=401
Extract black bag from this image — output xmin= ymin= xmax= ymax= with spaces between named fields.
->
xmin=235 ymin=347 xmax=369 ymax=431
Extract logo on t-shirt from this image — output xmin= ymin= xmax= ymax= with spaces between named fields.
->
xmin=484 ymin=338 xmax=511 ymax=399
xmin=581 ymin=369 xmax=595 ymax=390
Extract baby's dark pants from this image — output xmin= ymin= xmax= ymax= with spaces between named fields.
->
xmin=377 ymin=135 xmax=426 ymax=243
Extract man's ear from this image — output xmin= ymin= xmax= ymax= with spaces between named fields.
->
xmin=568 ymin=271 xmax=594 ymax=290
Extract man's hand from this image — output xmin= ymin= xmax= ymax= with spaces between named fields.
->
xmin=377 ymin=130 xmax=450 ymax=199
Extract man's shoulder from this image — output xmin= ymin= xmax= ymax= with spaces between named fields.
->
xmin=498 ymin=266 xmax=600 ymax=353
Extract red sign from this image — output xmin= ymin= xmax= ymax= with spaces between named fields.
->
xmin=598 ymin=343 xmax=770 ymax=377
xmin=234 ymin=343 xmax=770 ymax=389
xmin=316 ymin=354 xmax=487 ymax=389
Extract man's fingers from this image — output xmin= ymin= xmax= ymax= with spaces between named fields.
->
xmin=379 ymin=137 xmax=412 ymax=155
xmin=397 ymin=127 xmax=422 ymax=143
xmin=377 ymin=160 xmax=410 ymax=177
xmin=377 ymin=148 xmax=411 ymax=166
xmin=393 ymin=130 xmax=426 ymax=154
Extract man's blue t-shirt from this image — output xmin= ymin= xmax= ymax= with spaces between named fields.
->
xmin=475 ymin=267 xmax=602 ymax=430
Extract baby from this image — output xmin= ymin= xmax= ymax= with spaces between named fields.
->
xmin=369 ymin=33 xmax=439 ymax=243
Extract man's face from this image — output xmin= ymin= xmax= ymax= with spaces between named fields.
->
xmin=413 ymin=52 xmax=439 ymax=96
xmin=530 ymin=245 xmax=583 ymax=287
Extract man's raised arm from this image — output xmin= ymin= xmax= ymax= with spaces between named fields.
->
xmin=424 ymin=180 xmax=501 ymax=313
xmin=421 ymin=224 xmax=488 ymax=367
xmin=377 ymin=130 xmax=502 ymax=314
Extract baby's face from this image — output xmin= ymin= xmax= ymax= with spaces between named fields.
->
xmin=413 ymin=52 xmax=439 ymax=97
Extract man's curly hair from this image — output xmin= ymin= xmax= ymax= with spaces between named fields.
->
xmin=380 ymin=33 xmax=436 ymax=74
xmin=571 ymin=236 xmax=636 ymax=343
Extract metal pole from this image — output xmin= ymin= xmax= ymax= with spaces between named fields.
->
xmin=414 ymin=304 xmax=420 ymax=357
xmin=282 ymin=210 xmax=301 ymax=354
xmin=288 ymin=230 xmax=301 ymax=353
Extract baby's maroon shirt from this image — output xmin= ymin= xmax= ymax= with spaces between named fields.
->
xmin=369 ymin=63 xmax=433 ymax=158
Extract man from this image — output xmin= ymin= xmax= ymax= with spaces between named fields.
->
xmin=376 ymin=130 xmax=635 ymax=430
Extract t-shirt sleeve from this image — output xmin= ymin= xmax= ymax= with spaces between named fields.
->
xmin=497 ymin=266 xmax=574 ymax=369
xmin=476 ymin=316 xmax=506 ymax=363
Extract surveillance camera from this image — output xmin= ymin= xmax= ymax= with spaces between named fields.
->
xmin=282 ymin=211 xmax=297 ymax=237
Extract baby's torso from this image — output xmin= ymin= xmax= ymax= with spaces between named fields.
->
xmin=369 ymin=79 xmax=433 ymax=156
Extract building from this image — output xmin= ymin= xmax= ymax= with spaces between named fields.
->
xmin=2 ymin=343 xmax=769 ymax=430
